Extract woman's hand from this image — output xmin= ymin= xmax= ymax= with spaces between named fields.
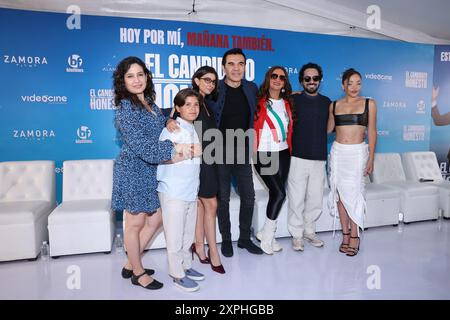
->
xmin=172 ymin=143 xmax=192 ymax=162
xmin=364 ymin=158 xmax=374 ymax=176
xmin=192 ymin=143 xmax=202 ymax=158
xmin=166 ymin=119 xmax=180 ymax=133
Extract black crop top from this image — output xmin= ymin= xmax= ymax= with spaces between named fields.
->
xmin=333 ymin=98 xmax=369 ymax=127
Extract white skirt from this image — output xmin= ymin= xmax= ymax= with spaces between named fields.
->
xmin=328 ymin=141 xmax=369 ymax=235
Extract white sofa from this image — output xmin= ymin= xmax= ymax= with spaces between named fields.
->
xmin=0 ymin=161 xmax=56 ymax=261
xmin=402 ymin=151 xmax=450 ymax=218
xmin=372 ymin=153 xmax=440 ymax=223
xmin=48 ymin=159 xmax=115 ymax=257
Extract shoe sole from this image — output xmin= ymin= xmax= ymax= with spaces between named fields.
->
xmin=306 ymin=242 xmax=324 ymax=248
xmin=186 ymin=275 xmax=205 ymax=281
xmin=292 ymin=247 xmax=304 ymax=251
xmin=237 ymin=244 xmax=264 ymax=254
xmin=174 ymin=282 xmax=200 ymax=292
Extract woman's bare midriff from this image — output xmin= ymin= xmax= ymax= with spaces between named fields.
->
xmin=335 ymin=126 xmax=366 ymax=144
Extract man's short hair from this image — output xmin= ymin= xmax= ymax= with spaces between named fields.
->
xmin=222 ymin=48 xmax=246 ymax=66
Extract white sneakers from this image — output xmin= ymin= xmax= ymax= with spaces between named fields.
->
xmin=292 ymin=233 xmax=324 ymax=251
xmin=292 ymin=237 xmax=304 ymax=251
xmin=303 ymin=233 xmax=325 ymax=247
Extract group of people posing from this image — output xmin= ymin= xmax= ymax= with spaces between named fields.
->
xmin=111 ymin=48 xmax=377 ymax=292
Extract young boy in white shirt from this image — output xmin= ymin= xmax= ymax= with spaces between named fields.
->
xmin=157 ymin=88 xmax=203 ymax=292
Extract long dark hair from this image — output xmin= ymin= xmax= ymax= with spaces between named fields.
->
xmin=113 ymin=56 xmax=155 ymax=109
xmin=191 ymin=66 xmax=219 ymax=102
xmin=256 ymin=66 xmax=295 ymax=120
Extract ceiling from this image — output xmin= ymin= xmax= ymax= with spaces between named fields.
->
xmin=1 ymin=0 xmax=449 ymax=44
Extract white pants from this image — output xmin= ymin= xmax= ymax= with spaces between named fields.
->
xmin=287 ymin=157 xmax=326 ymax=237
xmin=159 ymin=192 xmax=197 ymax=279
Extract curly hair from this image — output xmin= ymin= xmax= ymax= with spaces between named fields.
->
xmin=256 ymin=66 xmax=295 ymax=121
xmin=113 ymin=56 xmax=155 ymax=109
xmin=299 ymin=62 xmax=323 ymax=84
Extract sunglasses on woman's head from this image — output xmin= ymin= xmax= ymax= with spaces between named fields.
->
xmin=303 ymin=76 xmax=321 ymax=82
xmin=270 ymin=73 xmax=287 ymax=81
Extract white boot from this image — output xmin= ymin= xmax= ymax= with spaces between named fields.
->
xmin=257 ymin=218 xmax=276 ymax=255
xmin=272 ymin=238 xmax=283 ymax=252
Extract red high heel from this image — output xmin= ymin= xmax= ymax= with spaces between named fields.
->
xmin=208 ymin=249 xmax=225 ymax=274
xmin=191 ymin=243 xmax=210 ymax=264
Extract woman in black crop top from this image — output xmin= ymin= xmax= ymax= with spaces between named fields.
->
xmin=326 ymin=68 xmax=377 ymax=257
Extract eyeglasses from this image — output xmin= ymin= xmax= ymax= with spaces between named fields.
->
xmin=270 ymin=73 xmax=287 ymax=81
xmin=200 ymin=77 xmax=217 ymax=85
xmin=303 ymin=75 xmax=321 ymax=82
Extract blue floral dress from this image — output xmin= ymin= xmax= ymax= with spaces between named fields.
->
xmin=112 ymin=99 xmax=173 ymax=214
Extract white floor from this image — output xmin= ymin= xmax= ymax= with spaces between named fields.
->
xmin=1 ymin=219 xmax=449 ymax=300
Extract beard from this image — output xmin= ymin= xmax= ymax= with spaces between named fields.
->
xmin=303 ymin=84 xmax=319 ymax=94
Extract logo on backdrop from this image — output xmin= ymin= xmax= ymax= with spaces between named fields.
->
xmin=66 ymin=54 xmax=84 ymax=73
xmin=101 ymin=63 xmax=115 ymax=72
xmin=405 ymin=71 xmax=427 ymax=88
xmin=416 ymin=100 xmax=426 ymax=114
xmin=440 ymin=51 xmax=450 ymax=62
xmin=13 ymin=129 xmax=56 ymax=140
xmin=3 ymin=55 xmax=48 ymax=68
xmin=403 ymin=125 xmax=425 ymax=141
xmin=20 ymin=94 xmax=68 ymax=104
xmin=365 ymin=73 xmax=393 ymax=81
xmin=89 ymin=89 xmax=116 ymax=110
xmin=75 ymin=126 xmax=93 ymax=144
xmin=101 ymin=55 xmax=119 ymax=72
xmin=377 ymin=130 xmax=390 ymax=137
xmin=382 ymin=100 xmax=406 ymax=110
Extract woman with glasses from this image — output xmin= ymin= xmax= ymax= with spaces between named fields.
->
xmin=253 ymin=66 xmax=294 ymax=254
xmin=327 ymin=68 xmax=377 ymax=257
xmin=190 ymin=66 xmax=225 ymax=274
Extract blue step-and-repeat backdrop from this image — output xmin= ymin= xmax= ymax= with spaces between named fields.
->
xmin=0 ymin=8 xmax=437 ymax=202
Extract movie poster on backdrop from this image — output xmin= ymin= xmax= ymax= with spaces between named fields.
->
xmin=431 ymin=45 xmax=450 ymax=180
xmin=0 ymin=8 xmax=434 ymax=202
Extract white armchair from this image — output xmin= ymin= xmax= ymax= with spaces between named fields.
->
xmin=364 ymin=178 xmax=402 ymax=228
xmin=372 ymin=153 xmax=440 ymax=223
xmin=402 ymin=151 xmax=450 ymax=218
xmin=48 ymin=159 xmax=115 ymax=257
xmin=0 ymin=161 xmax=56 ymax=261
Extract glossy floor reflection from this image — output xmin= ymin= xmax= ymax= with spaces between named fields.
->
xmin=1 ymin=219 xmax=449 ymax=300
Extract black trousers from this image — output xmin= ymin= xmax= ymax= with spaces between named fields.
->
xmin=217 ymin=163 xmax=255 ymax=241
xmin=253 ymin=149 xmax=291 ymax=220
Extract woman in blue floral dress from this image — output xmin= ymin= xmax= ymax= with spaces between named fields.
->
xmin=112 ymin=56 xmax=192 ymax=290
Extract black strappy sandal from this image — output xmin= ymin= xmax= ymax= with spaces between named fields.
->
xmin=346 ymin=236 xmax=360 ymax=257
xmin=339 ymin=232 xmax=350 ymax=253
xmin=131 ymin=271 xmax=163 ymax=290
